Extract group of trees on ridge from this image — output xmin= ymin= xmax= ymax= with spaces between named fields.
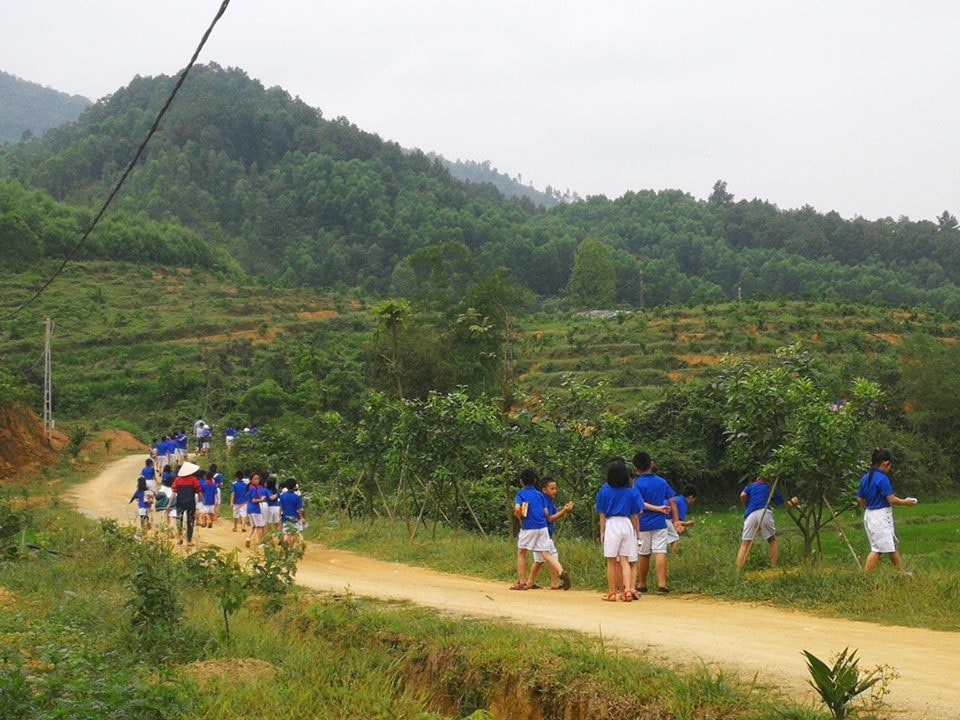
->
xmin=2 ymin=64 xmax=960 ymax=314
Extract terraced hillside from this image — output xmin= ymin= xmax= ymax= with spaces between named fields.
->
xmin=3 ymin=261 xmax=957 ymax=427
xmin=515 ymin=301 xmax=955 ymax=409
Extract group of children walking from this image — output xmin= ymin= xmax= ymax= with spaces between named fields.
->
xmin=512 ymin=446 xmax=918 ymax=600
xmin=512 ymin=452 xmax=698 ymax=599
xmin=128 ymin=452 xmax=306 ymax=550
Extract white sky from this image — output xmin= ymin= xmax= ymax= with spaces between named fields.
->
xmin=1 ymin=0 xmax=957 ymax=221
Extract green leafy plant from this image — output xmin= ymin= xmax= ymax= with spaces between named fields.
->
xmin=802 ymin=648 xmax=881 ymax=720
xmin=247 ymin=533 xmax=304 ymax=612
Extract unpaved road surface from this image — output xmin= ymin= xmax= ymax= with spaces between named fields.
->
xmin=71 ymin=455 xmax=960 ymax=718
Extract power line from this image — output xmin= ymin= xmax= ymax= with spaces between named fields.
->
xmin=2 ymin=0 xmax=231 ymax=322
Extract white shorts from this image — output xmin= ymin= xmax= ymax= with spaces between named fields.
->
xmin=232 ymin=504 xmax=247 ymax=519
xmin=742 ymin=508 xmax=776 ymax=541
xmin=864 ymin=507 xmax=898 ymax=553
xmin=282 ymin=519 xmax=304 ymax=535
xmin=249 ymin=513 xmax=266 ymax=528
xmin=665 ymin=522 xmax=680 ymax=545
xmin=532 ymin=536 xmax=558 ymax=563
xmin=199 ymin=504 xmax=214 ymax=515
xmin=603 ymin=516 xmax=638 ymax=561
xmin=263 ymin=506 xmax=281 ymax=524
xmin=638 ymin=528 xmax=669 ymax=555
xmin=517 ymin=527 xmax=555 ymax=553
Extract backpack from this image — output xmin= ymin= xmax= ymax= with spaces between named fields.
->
xmin=155 ymin=492 xmax=170 ymax=510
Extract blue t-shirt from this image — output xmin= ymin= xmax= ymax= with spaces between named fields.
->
xmin=231 ymin=480 xmax=247 ymax=504
xmin=671 ymin=495 xmax=689 ymax=522
xmin=142 ymin=465 xmax=156 ymax=481
xmin=200 ymin=479 xmax=218 ymax=505
xmin=212 ymin=472 xmax=223 ymax=489
xmin=515 ymin=486 xmax=548 ymax=530
xmin=176 ymin=433 xmax=188 ymax=450
xmin=279 ymin=490 xmax=303 ymax=521
xmin=544 ymin=498 xmax=558 ymax=536
xmin=634 ymin=473 xmax=676 ymax=530
xmin=246 ymin=485 xmax=265 ymax=514
xmin=857 ymin=469 xmax=894 ymax=510
xmin=595 ymin=483 xmax=641 ymax=518
xmin=742 ymin=481 xmax=784 ymax=517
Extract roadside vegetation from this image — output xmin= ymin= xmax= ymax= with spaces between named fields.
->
xmin=1 ymin=453 xmax=855 ymax=720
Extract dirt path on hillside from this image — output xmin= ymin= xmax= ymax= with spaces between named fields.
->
xmin=70 ymin=455 xmax=960 ymax=719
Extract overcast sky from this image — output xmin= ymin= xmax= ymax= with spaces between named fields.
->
xmin=2 ymin=1 xmax=957 ymax=221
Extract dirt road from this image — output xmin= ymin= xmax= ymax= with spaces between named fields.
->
xmin=71 ymin=454 xmax=960 ymax=718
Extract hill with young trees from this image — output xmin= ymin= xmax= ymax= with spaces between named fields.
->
xmin=0 ymin=71 xmax=90 ymax=145
xmin=3 ymin=63 xmax=960 ymax=313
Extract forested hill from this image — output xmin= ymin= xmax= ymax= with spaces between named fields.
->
xmin=0 ymin=71 xmax=90 ymax=145
xmin=3 ymin=63 xmax=960 ymax=313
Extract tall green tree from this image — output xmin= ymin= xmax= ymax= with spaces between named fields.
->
xmin=567 ymin=238 xmax=616 ymax=308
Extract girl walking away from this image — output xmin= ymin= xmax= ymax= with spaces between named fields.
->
xmin=264 ymin=476 xmax=282 ymax=532
xmin=857 ymin=448 xmax=918 ymax=575
xmin=245 ymin=473 xmax=268 ymax=548
xmin=596 ymin=458 xmax=641 ymax=602
xmin=128 ymin=476 xmax=154 ymax=532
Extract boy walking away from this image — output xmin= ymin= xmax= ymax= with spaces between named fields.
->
xmin=632 ymin=451 xmax=679 ymax=594
xmin=279 ymin=478 xmax=305 ymax=548
xmin=172 ymin=462 xmax=202 ymax=546
xmin=596 ymin=458 xmax=641 ymax=601
xmin=230 ymin=470 xmax=248 ymax=532
xmin=525 ymin=477 xmax=574 ymax=590
xmin=736 ymin=477 xmax=799 ymax=570
xmin=209 ymin=463 xmax=224 ymax=522
xmin=857 ymin=448 xmax=918 ymax=575
xmin=665 ymin=485 xmax=698 ymax=552
xmin=512 ymin=468 xmax=570 ymax=591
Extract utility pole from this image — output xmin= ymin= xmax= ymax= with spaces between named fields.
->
xmin=43 ymin=318 xmax=53 ymax=441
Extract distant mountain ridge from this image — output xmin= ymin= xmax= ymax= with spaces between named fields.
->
xmin=0 ymin=71 xmax=90 ymax=144
xmin=432 ymin=155 xmax=578 ymax=208
xmin=2 ymin=63 xmax=960 ymax=315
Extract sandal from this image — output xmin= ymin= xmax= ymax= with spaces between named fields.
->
xmin=549 ymin=585 xmax=564 ymax=590
xmin=528 ymin=583 xmax=543 ymax=590
xmin=560 ymin=570 xmax=571 ymax=590
xmin=601 ymin=592 xmax=618 ymax=602
xmin=509 ymin=582 xmax=528 ymax=591
xmin=621 ymin=591 xmax=632 ymax=602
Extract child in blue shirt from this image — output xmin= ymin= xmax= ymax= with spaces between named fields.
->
xmin=525 ymin=477 xmax=574 ymax=590
xmin=856 ymin=448 xmax=917 ymax=575
xmin=512 ymin=468 xmax=570 ymax=590
xmin=596 ymin=457 xmax=641 ymax=601
xmin=665 ymin=485 xmax=698 ymax=552
xmin=231 ymin=470 xmax=248 ymax=532
xmin=736 ymin=478 xmax=798 ymax=570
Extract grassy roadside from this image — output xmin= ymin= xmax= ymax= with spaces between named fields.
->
xmin=321 ymin=500 xmax=960 ymax=631
xmin=1 ymin=455 xmax=839 ymax=720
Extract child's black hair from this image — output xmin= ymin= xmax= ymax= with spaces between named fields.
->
xmin=519 ymin=468 xmax=539 ymax=487
xmin=632 ymin=451 xmax=653 ymax=473
xmin=682 ymin=484 xmax=698 ymax=498
xmin=284 ymin=478 xmax=297 ymax=490
xmin=606 ymin=458 xmax=631 ymax=488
